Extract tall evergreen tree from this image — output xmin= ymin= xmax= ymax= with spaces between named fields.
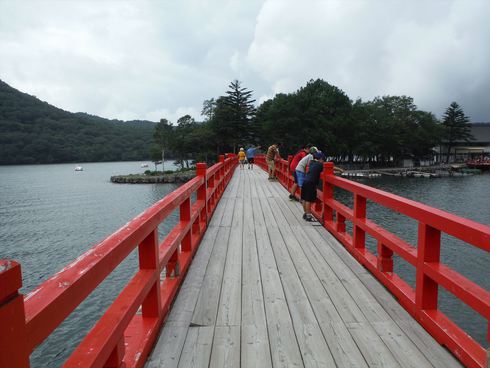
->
xmin=442 ymin=102 xmax=473 ymax=162
xmin=208 ymin=80 xmax=256 ymax=153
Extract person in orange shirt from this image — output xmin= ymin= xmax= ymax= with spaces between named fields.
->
xmin=238 ymin=147 xmax=247 ymax=170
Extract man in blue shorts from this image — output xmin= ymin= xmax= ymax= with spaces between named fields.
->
xmin=246 ymin=145 xmax=261 ymax=170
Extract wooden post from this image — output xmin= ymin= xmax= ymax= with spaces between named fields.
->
xmin=353 ymin=194 xmax=366 ymax=250
xmin=323 ymin=162 xmax=334 ymax=225
xmin=218 ymin=155 xmax=225 ymax=197
xmin=416 ymin=223 xmax=441 ymax=310
xmin=0 ymin=260 xmax=29 ymax=367
xmin=103 ymin=337 xmax=125 ymax=368
xmin=377 ymin=241 xmax=394 ymax=272
xmin=138 ymin=229 xmax=161 ymax=318
xmin=287 ymin=155 xmax=293 ymax=191
xmin=180 ymin=198 xmax=192 ymax=252
xmin=196 ymin=163 xmax=208 ymax=229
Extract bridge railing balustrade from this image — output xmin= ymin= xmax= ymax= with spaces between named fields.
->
xmin=0 ymin=154 xmax=237 ymax=368
xmin=253 ymin=153 xmax=490 ymax=368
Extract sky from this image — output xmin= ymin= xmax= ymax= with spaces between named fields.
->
xmin=0 ymin=0 xmax=489 ymax=123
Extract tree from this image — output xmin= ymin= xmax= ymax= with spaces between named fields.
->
xmin=441 ymin=102 xmax=473 ymax=163
xmin=208 ymin=80 xmax=256 ymax=153
xmin=172 ymin=115 xmax=196 ymax=168
xmin=153 ymin=118 xmax=174 ymax=171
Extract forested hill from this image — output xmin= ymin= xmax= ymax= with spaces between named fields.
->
xmin=0 ymin=80 xmax=155 ymax=165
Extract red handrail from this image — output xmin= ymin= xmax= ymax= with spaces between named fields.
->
xmin=0 ymin=154 xmax=237 ymax=367
xmin=255 ymin=154 xmax=489 ymax=368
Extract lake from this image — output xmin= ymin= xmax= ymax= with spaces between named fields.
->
xmin=0 ymin=162 xmax=488 ymax=366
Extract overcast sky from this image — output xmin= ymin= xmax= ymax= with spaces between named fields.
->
xmin=1 ymin=0 xmax=489 ymax=123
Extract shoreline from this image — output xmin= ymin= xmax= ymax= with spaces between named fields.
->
xmin=110 ymin=170 xmax=196 ymax=184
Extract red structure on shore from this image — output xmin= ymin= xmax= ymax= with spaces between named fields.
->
xmin=467 ymin=158 xmax=490 ymax=170
xmin=0 ymin=153 xmax=488 ymax=368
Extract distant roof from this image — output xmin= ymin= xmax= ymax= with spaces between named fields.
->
xmin=470 ymin=123 xmax=490 ymax=142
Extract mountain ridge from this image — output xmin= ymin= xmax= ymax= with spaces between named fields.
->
xmin=0 ymin=80 xmax=156 ymax=165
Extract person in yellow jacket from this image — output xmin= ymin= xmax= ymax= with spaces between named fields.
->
xmin=238 ymin=148 xmax=247 ymax=170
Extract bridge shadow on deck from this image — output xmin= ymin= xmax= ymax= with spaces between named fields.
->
xmin=146 ymin=168 xmax=461 ymax=368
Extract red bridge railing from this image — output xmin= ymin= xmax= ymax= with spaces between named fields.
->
xmin=256 ymin=154 xmax=489 ymax=368
xmin=0 ymin=154 xmax=237 ymax=367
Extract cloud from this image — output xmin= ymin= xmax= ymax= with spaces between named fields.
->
xmin=0 ymin=0 xmax=489 ymax=122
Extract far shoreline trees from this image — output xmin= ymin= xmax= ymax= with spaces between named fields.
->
xmin=154 ymin=79 xmax=474 ymax=168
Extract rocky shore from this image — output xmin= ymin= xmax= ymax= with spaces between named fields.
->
xmin=110 ymin=170 xmax=196 ymax=184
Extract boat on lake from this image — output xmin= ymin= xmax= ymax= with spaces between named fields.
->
xmin=74 ymin=166 xmax=83 ymax=171
xmin=467 ymin=159 xmax=490 ymax=170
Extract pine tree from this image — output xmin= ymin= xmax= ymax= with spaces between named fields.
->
xmin=208 ymin=80 xmax=256 ymax=153
xmin=224 ymin=80 xmax=256 ymax=147
xmin=442 ymin=102 xmax=473 ymax=163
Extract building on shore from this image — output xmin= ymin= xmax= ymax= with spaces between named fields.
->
xmin=436 ymin=122 xmax=490 ymax=163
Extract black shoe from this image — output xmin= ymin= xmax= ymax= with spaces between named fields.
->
xmin=289 ymin=194 xmax=294 ymax=200
xmin=304 ymin=214 xmax=316 ymax=222
xmin=302 ymin=213 xmax=307 ymax=219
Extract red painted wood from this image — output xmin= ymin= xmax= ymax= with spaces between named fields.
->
xmin=0 ymin=156 xmax=237 ymax=367
xmin=0 ymin=261 xmax=29 ymax=367
xmin=255 ymin=154 xmax=490 ymax=368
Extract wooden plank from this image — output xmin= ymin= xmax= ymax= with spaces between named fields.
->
xmin=255 ymin=173 xmax=336 ymax=367
xmin=371 ymin=321 xmax=433 ymax=368
xmin=209 ymin=326 xmax=240 ymax=368
xmin=208 ymin=197 xmax=228 ymax=228
xmin=216 ymin=175 xmax=243 ymax=326
xmin=146 ymin=326 xmax=188 ymax=368
xmin=313 ymin=226 xmax=462 ymax=368
xmin=191 ymin=226 xmax=230 ymax=326
xmin=251 ymin=173 xmax=304 ymax=367
xmin=241 ymin=173 xmax=272 ymax=368
xmin=266 ymin=175 xmax=461 ymax=368
xmin=266 ymin=197 xmax=368 ymax=368
xmin=165 ymin=225 xmax=220 ymax=327
xmin=146 ymin=225 xmax=220 ymax=367
xmin=177 ymin=326 xmax=214 ymax=368
xmin=347 ymin=322 xmax=401 ymax=368
xmin=264 ymin=184 xmax=409 ymax=367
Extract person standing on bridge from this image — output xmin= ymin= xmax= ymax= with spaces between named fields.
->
xmin=246 ymin=145 xmax=261 ymax=170
xmin=295 ymin=146 xmax=318 ymax=194
xmin=301 ymin=151 xmax=343 ymax=221
xmin=266 ymin=142 xmax=281 ymax=180
xmin=301 ymin=151 xmax=325 ymax=222
xmin=289 ymin=143 xmax=313 ymax=201
xmin=238 ymin=148 xmax=247 ymax=170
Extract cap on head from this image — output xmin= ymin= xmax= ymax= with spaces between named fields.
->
xmin=240 ymin=147 xmax=244 ymax=151
xmin=309 ymin=146 xmax=318 ymax=154
xmin=313 ymin=151 xmax=326 ymax=160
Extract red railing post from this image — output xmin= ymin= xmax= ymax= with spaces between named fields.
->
xmin=138 ymin=229 xmax=161 ymax=318
xmin=323 ymin=162 xmax=334 ymax=225
xmin=196 ymin=163 xmax=208 ymax=231
xmin=287 ymin=155 xmax=293 ymax=191
xmin=377 ymin=241 xmax=394 ymax=273
xmin=104 ymin=337 xmax=125 ymax=368
xmin=0 ymin=260 xmax=29 ymax=368
xmin=416 ymin=224 xmax=441 ymax=310
xmin=353 ymin=194 xmax=366 ymax=250
xmin=180 ymin=198 xmax=192 ymax=252
xmin=218 ymin=155 xmax=225 ymax=197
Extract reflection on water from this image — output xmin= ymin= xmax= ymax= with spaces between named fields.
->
xmin=0 ymin=164 xmax=488 ymax=366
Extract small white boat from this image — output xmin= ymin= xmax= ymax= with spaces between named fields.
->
xmin=141 ymin=163 xmax=149 ymax=168
xmin=75 ymin=166 xmax=83 ymax=171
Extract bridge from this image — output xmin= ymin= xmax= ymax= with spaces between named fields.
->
xmin=0 ymin=154 xmax=489 ymax=367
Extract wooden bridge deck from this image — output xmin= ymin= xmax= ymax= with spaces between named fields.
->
xmin=146 ymin=168 xmax=462 ymax=368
